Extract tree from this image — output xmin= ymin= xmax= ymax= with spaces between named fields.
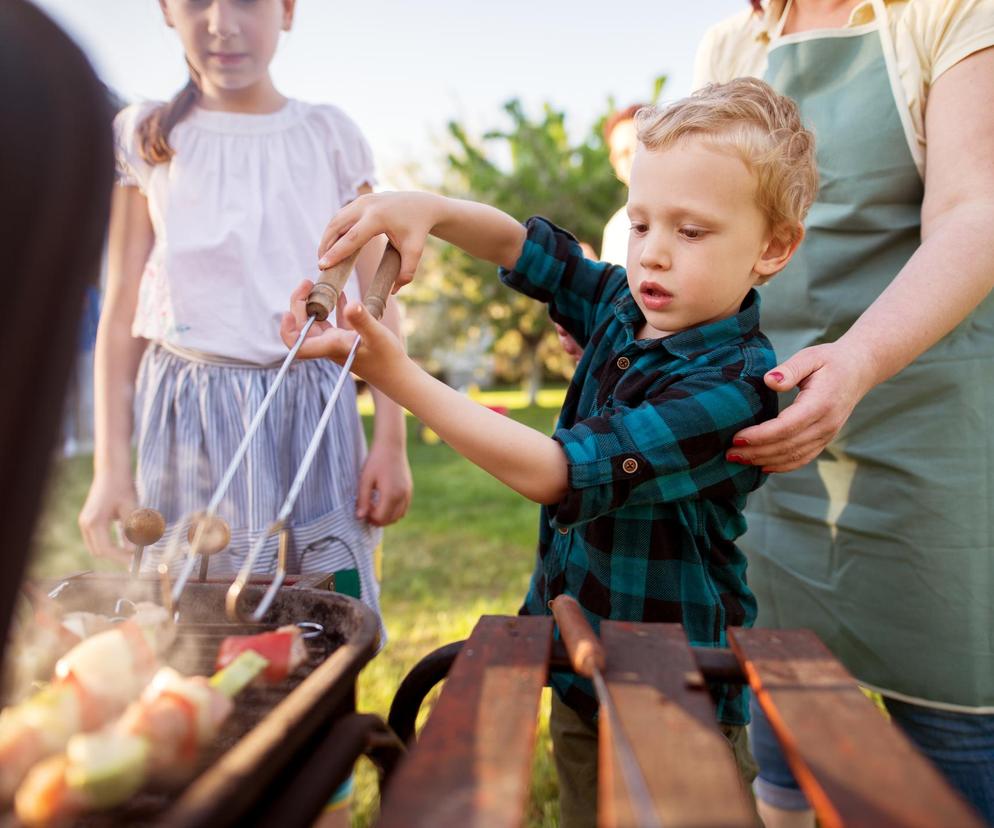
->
xmin=404 ymin=99 xmax=625 ymax=403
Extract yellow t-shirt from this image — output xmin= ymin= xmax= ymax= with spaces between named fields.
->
xmin=693 ymin=0 xmax=994 ymax=175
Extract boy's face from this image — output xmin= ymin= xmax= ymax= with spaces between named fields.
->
xmin=626 ymin=139 xmax=774 ymax=339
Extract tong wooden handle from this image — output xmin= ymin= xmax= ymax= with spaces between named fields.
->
xmin=306 ymin=250 xmax=361 ymax=321
xmin=187 ymin=512 xmax=231 ymax=557
xmin=363 ymin=242 xmax=400 ymax=320
xmin=124 ymin=508 xmax=166 ymax=547
xmin=550 ymin=594 xmax=605 ymax=679
xmin=305 ymin=242 xmax=400 ymax=322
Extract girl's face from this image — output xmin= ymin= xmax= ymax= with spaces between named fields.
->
xmin=160 ymin=0 xmax=294 ymax=101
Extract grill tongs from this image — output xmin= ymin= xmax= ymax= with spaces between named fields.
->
xmin=208 ymin=243 xmax=400 ymax=623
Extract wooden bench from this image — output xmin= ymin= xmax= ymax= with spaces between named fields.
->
xmin=376 ymin=615 xmax=983 ymax=828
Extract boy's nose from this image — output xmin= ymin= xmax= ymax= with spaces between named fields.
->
xmin=639 ymin=237 xmax=671 ymax=271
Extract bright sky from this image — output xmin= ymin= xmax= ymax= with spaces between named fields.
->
xmin=31 ymin=0 xmax=745 ymax=187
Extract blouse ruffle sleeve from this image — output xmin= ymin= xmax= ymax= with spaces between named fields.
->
xmin=311 ymin=105 xmax=377 ymax=204
xmin=112 ymin=102 xmax=158 ymax=194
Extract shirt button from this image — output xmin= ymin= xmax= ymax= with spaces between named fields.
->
xmin=616 ymin=356 xmax=630 ymax=370
xmin=622 ymin=458 xmax=639 ymax=474
xmin=558 ymin=527 xmax=569 ymax=535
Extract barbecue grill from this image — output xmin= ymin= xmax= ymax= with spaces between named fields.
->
xmin=1 ymin=571 xmax=403 ymax=828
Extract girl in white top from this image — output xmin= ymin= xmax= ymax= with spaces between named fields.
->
xmin=78 ymin=0 xmax=412 ymax=635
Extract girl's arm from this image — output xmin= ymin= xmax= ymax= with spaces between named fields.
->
xmin=78 ymin=186 xmax=154 ymax=563
xmin=317 ymin=192 xmax=526 ymax=291
xmin=282 ymin=296 xmax=569 ymax=504
xmin=351 ymin=210 xmax=413 ymax=527
xmin=728 ymin=46 xmax=994 ymax=472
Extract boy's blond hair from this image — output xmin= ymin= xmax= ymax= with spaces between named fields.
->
xmin=635 ymin=77 xmax=818 ymax=243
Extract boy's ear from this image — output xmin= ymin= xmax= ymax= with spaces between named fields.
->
xmin=754 ymin=224 xmax=804 ymax=282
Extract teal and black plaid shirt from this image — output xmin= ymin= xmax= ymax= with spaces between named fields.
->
xmin=500 ymin=217 xmax=778 ymax=725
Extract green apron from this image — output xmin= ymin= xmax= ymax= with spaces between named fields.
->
xmin=747 ymin=0 xmax=994 ymax=710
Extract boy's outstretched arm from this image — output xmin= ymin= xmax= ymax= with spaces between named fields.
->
xmin=317 ymin=192 xmax=527 ymax=289
xmin=281 ymin=287 xmax=569 ymax=505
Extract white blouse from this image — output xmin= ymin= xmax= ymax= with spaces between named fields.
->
xmin=114 ymin=99 xmax=375 ymax=365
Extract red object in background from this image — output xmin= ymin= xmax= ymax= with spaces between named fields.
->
xmin=485 ymin=405 xmax=509 ymax=416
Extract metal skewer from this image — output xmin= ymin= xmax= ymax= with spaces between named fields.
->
xmin=551 ymin=595 xmax=664 ymax=828
xmin=169 ymin=247 xmax=371 ymax=607
xmin=226 ymin=243 xmax=401 ymax=623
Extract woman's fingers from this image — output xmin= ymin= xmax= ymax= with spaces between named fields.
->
xmin=727 ymin=342 xmax=873 ymax=473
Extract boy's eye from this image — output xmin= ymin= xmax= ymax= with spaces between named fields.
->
xmin=679 ymin=226 xmax=707 ymax=240
xmin=629 ymin=223 xmax=648 ymax=235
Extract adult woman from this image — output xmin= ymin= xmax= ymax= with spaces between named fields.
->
xmin=695 ymin=0 xmax=994 ymax=824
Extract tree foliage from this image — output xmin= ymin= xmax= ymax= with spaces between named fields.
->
xmin=403 ymin=99 xmax=625 ymax=400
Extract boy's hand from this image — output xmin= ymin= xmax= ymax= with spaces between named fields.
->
xmin=281 ymin=280 xmax=406 ymax=386
xmin=318 ymin=192 xmax=442 ymax=292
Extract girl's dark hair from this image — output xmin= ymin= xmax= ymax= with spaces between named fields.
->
xmin=0 ymin=1 xmax=114 ymax=658
xmin=137 ymin=63 xmax=202 ymax=164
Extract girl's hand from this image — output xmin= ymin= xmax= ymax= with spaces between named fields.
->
xmin=726 ymin=341 xmax=876 ymax=473
xmin=78 ymin=474 xmax=139 ymax=566
xmin=281 ymin=281 xmax=407 ymax=385
xmin=317 ymin=192 xmax=442 ymax=291
xmin=356 ymin=440 xmax=413 ymax=527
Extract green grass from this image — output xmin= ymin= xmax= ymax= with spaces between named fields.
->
xmin=28 ymin=391 xmax=568 ymax=828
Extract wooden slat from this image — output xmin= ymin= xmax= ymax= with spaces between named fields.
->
xmin=377 ymin=615 xmax=552 ymax=828
xmin=599 ymin=622 xmax=755 ymax=828
xmin=730 ymin=628 xmax=984 ymax=828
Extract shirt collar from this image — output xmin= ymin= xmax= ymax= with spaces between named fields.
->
xmin=751 ymin=0 xmax=891 ymax=42
xmin=614 ymin=289 xmax=763 ymax=360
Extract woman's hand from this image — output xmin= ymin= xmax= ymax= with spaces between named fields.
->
xmin=78 ymin=473 xmax=139 ymax=566
xmin=317 ymin=192 xmax=444 ymax=292
xmin=357 ymin=440 xmax=413 ymax=527
xmin=727 ymin=340 xmax=876 ymax=473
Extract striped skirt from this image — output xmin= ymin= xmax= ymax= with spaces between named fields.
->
xmin=134 ymin=342 xmax=383 ymax=636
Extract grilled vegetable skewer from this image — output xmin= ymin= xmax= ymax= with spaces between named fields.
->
xmin=0 ymin=604 xmax=173 ymax=803
xmin=14 ymin=651 xmax=268 ymax=827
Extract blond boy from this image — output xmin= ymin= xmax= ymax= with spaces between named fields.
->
xmin=284 ymin=77 xmax=818 ymax=825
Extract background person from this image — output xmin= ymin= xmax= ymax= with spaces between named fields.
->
xmin=696 ymin=0 xmax=994 ymax=824
xmin=0 ymin=0 xmax=114 ymax=672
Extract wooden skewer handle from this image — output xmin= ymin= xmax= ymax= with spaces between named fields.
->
xmin=550 ymin=594 xmax=605 ymax=679
xmin=363 ymin=243 xmax=401 ymax=320
xmin=124 ymin=508 xmax=166 ymax=547
xmin=188 ymin=513 xmax=231 ymax=557
xmin=306 ymin=250 xmax=361 ymax=321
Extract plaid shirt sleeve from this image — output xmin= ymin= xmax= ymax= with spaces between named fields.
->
xmin=498 ymin=216 xmax=628 ymax=347
xmin=551 ymin=367 xmax=770 ymax=526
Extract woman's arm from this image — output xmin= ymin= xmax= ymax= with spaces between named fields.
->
xmin=350 ymin=190 xmax=413 ymax=527
xmin=729 ymin=46 xmax=994 ymax=472
xmin=78 ymin=186 xmax=154 ymax=562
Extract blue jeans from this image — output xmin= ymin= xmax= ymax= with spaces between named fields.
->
xmin=749 ymin=694 xmax=994 ymax=824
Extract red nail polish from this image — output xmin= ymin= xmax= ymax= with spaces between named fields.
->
xmin=727 ymin=454 xmax=749 ymax=464
xmin=769 ymin=371 xmax=785 ymax=383
xmin=732 ymin=437 xmax=750 ymax=447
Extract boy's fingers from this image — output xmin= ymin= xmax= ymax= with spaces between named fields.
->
xmin=319 ymin=217 xmax=375 ymax=269
xmin=395 ymin=242 xmax=424 ymax=290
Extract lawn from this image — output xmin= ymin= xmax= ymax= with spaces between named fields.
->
xmin=27 ymin=390 xmax=568 ymax=828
